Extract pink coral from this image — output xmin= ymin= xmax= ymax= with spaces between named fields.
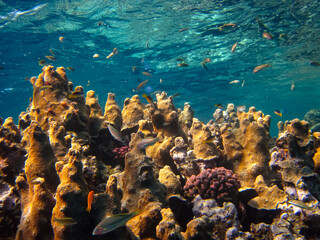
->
xmin=112 ymin=146 xmax=130 ymax=162
xmin=183 ymin=167 xmax=240 ymax=206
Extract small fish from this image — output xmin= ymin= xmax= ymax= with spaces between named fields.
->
xmin=67 ymin=67 xmax=75 ymax=71
xmin=202 ymin=136 xmax=214 ymax=144
xmin=93 ymin=54 xmax=99 ymax=58
xmin=68 ymin=92 xmax=85 ymax=99
xmin=151 ymin=90 xmax=161 ymax=95
xmin=66 ymin=131 xmax=78 ymax=138
xmin=39 ymin=85 xmax=53 ymax=91
xmin=178 ymin=63 xmax=189 ymax=67
xmin=252 ymin=64 xmax=271 ymax=73
xmin=263 ymin=32 xmax=273 ymax=40
xmin=86 ymin=191 xmax=94 ymax=213
xmin=172 ymin=93 xmax=180 ymax=98
xmin=201 ymin=62 xmax=208 ymax=70
xmin=87 ymin=81 xmax=90 ymax=86
xmin=59 ymin=36 xmax=65 ymax=43
xmin=274 ymin=110 xmax=282 ymax=117
xmin=106 ymin=48 xmax=118 ymax=59
xmin=242 ymin=80 xmax=245 ymax=87
xmin=179 ymin=27 xmax=190 ymax=33
xmin=203 ymin=58 xmax=211 ymax=63
xmin=142 ymin=93 xmax=154 ymax=104
xmin=53 ymin=217 xmax=77 ymax=226
xmin=146 ymin=40 xmax=149 ymax=49
xmin=310 ymin=123 xmax=320 ymax=133
xmin=38 ymin=60 xmax=47 ymax=66
xmin=132 ymin=66 xmax=137 ymax=72
xmin=256 ymin=17 xmax=267 ymax=31
xmin=137 ymin=137 xmax=160 ymax=149
xmin=231 ymin=42 xmax=238 ymax=53
xmin=215 ymin=104 xmax=223 ymax=108
xmin=134 ymin=80 xmax=148 ymax=91
xmin=288 ymin=200 xmax=312 ymax=210
xmin=45 ymin=55 xmax=57 ymax=61
xmin=97 ymin=21 xmax=104 ymax=26
xmin=291 ymin=82 xmax=295 ymax=91
xmin=160 ymin=79 xmax=163 ymax=83
xmin=0 ymin=66 xmax=4 ymax=70
xmin=176 ymin=58 xmax=184 ymax=62
xmin=50 ymin=49 xmax=55 ymax=55
xmin=108 ymin=124 xmax=124 ymax=142
xmin=142 ymin=72 xmax=152 ymax=76
xmin=229 ymin=80 xmax=240 ymax=84
xmin=219 ymin=23 xmax=237 ymax=31
xmin=237 ymin=105 xmax=246 ymax=112
xmin=310 ymin=61 xmax=320 ymax=67
xmin=92 ymin=211 xmax=139 ymax=235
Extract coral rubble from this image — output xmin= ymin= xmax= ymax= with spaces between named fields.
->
xmin=1 ymin=65 xmax=320 ymax=239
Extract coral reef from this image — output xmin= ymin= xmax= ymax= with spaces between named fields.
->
xmin=2 ymin=65 xmax=320 ymax=239
xmin=184 ymin=167 xmax=240 ymax=206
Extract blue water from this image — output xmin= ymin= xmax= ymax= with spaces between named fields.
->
xmin=1 ymin=0 xmax=320 ymax=136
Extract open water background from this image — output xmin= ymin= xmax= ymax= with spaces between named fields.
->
xmin=0 ymin=0 xmax=320 ymax=136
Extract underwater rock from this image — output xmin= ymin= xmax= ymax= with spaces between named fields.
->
xmin=247 ymin=175 xmax=286 ymax=210
xmin=190 ymin=119 xmax=222 ymax=163
xmin=104 ymin=93 xmax=122 ymax=129
xmin=22 ymin=121 xmax=59 ymax=193
xmin=122 ymin=95 xmax=146 ymax=130
xmin=303 ymin=109 xmax=320 ymax=128
xmin=156 ymin=208 xmax=184 ymax=240
xmin=121 ymin=131 xmax=167 ymax=212
xmin=182 ymin=216 xmax=210 ymax=240
xmin=250 ymin=223 xmax=273 ymax=240
xmin=184 ymin=167 xmax=240 ymax=206
xmin=16 ymin=176 xmax=55 ymax=240
xmin=86 ymin=90 xmax=103 ymax=117
xmin=159 ymin=165 xmax=182 ymax=196
xmin=52 ymin=146 xmax=88 ymax=240
xmin=178 ymin=102 xmax=194 ymax=131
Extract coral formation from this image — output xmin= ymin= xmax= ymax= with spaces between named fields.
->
xmin=2 ymin=65 xmax=320 ymax=239
xmin=184 ymin=167 xmax=240 ymax=206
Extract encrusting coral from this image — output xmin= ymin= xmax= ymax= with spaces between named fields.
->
xmin=2 ymin=65 xmax=320 ymax=239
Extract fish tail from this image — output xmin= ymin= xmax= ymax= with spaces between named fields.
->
xmin=86 ymin=207 xmax=91 ymax=213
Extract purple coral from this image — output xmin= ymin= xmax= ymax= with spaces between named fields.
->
xmin=112 ymin=145 xmax=130 ymax=161
xmin=184 ymin=167 xmax=240 ymax=205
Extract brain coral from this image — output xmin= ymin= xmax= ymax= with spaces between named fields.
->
xmin=184 ymin=167 xmax=240 ymax=205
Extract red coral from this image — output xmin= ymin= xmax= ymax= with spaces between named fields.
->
xmin=112 ymin=146 xmax=130 ymax=161
xmin=184 ymin=167 xmax=240 ymax=206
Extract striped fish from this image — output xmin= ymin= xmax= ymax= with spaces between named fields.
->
xmin=108 ymin=124 xmax=124 ymax=143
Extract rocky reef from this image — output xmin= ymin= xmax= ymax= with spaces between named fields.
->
xmin=1 ymin=65 xmax=320 ymax=239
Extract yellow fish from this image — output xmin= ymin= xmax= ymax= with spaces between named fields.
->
xmin=53 ymin=217 xmax=77 ymax=226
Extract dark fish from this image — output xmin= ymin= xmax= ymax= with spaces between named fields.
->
xmin=256 ymin=17 xmax=267 ymax=32
xmin=53 ymin=217 xmax=77 ymax=226
xmin=215 ymin=104 xmax=223 ymax=108
xmin=45 ymin=55 xmax=57 ymax=61
xmin=274 ymin=110 xmax=282 ymax=117
xmin=177 ymin=63 xmax=189 ymax=67
xmin=172 ymin=93 xmax=180 ymax=98
xmin=201 ymin=62 xmax=208 ymax=70
xmin=146 ymin=40 xmax=149 ymax=49
xmin=179 ymin=27 xmax=190 ymax=33
xmin=92 ymin=211 xmax=139 ymax=235
xmin=176 ymin=58 xmax=184 ymax=62
xmin=310 ymin=61 xmax=320 ymax=67
xmin=142 ymin=93 xmax=153 ymax=104
xmin=38 ymin=60 xmax=47 ymax=66
xmin=68 ymin=92 xmax=85 ymax=99
xmin=67 ymin=67 xmax=75 ymax=71
xmin=134 ymin=80 xmax=148 ymax=91
xmin=0 ymin=66 xmax=4 ymax=70
xmin=97 ymin=21 xmax=104 ymax=26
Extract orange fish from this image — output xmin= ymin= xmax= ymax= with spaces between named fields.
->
xmin=231 ymin=42 xmax=238 ymax=53
xmin=59 ymin=36 xmax=65 ymax=43
xmin=142 ymin=72 xmax=152 ymax=76
xmin=263 ymin=32 xmax=273 ymax=40
xmin=106 ymin=48 xmax=118 ymax=59
xmin=134 ymin=80 xmax=148 ymax=91
xmin=132 ymin=66 xmax=137 ymax=72
xmin=219 ymin=23 xmax=237 ymax=31
xmin=45 ymin=55 xmax=57 ymax=61
xmin=179 ymin=27 xmax=190 ymax=33
xmin=86 ymin=191 xmax=94 ymax=213
xmin=142 ymin=93 xmax=153 ymax=104
xmin=203 ymin=58 xmax=211 ymax=63
xmin=252 ymin=64 xmax=271 ymax=73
